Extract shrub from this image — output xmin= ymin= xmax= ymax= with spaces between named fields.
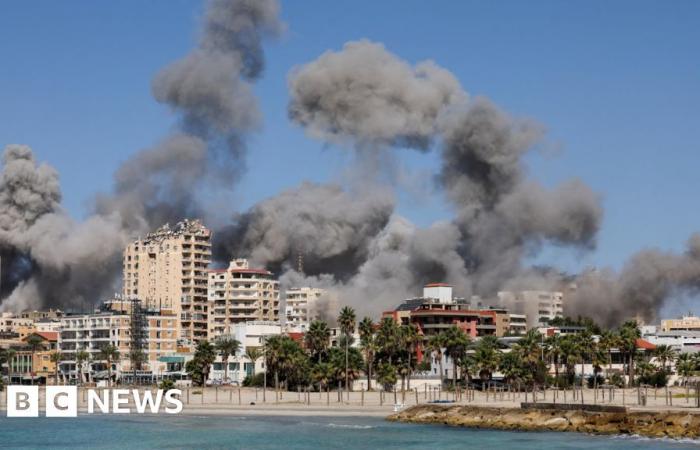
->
xmin=243 ymin=373 xmax=266 ymax=387
xmin=159 ymin=379 xmax=175 ymax=390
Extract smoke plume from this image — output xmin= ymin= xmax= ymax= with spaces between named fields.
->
xmin=1 ymin=0 xmax=282 ymax=311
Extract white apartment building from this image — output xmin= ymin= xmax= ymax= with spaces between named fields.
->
xmin=58 ymin=308 xmax=177 ymax=384
xmin=209 ymin=321 xmax=282 ymax=384
xmin=284 ymin=287 xmax=326 ymax=331
xmin=123 ymin=219 xmax=212 ymax=344
xmin=497 ymin=290 xmax=564 ymax=329
xmin=208 ymin=259 xmax=280 ymax=338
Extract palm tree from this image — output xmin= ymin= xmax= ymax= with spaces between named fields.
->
xmin=216 ymin=337 xmax=241 ymax=384
xmin=244 ymin=347 xmax=262 ymax=378
xmin=545 ymin=334 xmax=563 ymax=386
xmin=25 ymin=334 xmax=44 ymax=385
xmin=75 ymin=350 xmax=90 ymax=385
xmin=358 ymin=317 xmax=376 ymax=391
xmin=676 ymin=353 xmax=696 ymax=399
xmin=264 ymin=335 xmax=285 ymax=396
xmin=427 ymin=333 xmax=446 ymax=385
xmin=397 ymin=324 xmax=420 ymax=393
xmin=619 ymin=320 xmax=641 ymax=387
xmin=654 ymin=344 xmax=676 ymax=374
xmin=499 ymin=350 xmax=524 ymax=384
xmin=338 ymin=306 xmax=356 ymax=393
xmin=443 ymin=326 xmax=470 ymax=389
xmin=473 ymin=335 xmax=499 ymax=383
xmin=50 ymin=351 xmax=63 ymax=385
xmin=598 ymin=330 xmax=619 ymax=381
xmin=577 ymin=331 xmax=595 ymax=390
xmin=305 ymin=320 xmax=331 ymax=363
xmin=98 ymin=344 xmax=120 ymax=387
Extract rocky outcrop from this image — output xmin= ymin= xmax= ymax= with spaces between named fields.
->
xmin=387 ymin=404 xmax=700 ymax=439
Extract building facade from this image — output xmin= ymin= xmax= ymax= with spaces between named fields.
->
xmin=284 ymin=287 xmax=326 ymax=331
xmin=497 ymin=290 xmax=564 ymax=329
xmin=58 ymin=306 xmax=178 ymax=384
xmin=661 ymin=315 xmax=700 ymax=332
xmin=208 ymin=259 xmax=280 ymax=338
xmin=123 ymin=219 xmax=212 ymax=344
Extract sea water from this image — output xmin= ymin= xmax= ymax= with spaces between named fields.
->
xmin=0 ymin=414 xmax=699 ymax=449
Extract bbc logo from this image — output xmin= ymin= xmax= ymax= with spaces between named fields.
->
xmin=7 ymin=386 xmax=78 ymax=417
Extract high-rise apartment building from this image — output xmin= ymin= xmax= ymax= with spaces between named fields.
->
xmin=208 ymin=259 xmax=280 ymax=338
xmin=123 ymin=219 xmax=211 ymax=343
xmin=284 ymin=287 xmax=326 ymax=331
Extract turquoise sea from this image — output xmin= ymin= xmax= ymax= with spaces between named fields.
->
xmin=0 ymin=415 xmax=699 ymax=449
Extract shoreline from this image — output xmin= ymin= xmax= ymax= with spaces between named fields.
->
xmin=388 ymin=404 xmax=700 ymax=439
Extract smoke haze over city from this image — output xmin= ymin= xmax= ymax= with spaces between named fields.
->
xmin=1 ymin=0 xmax=699 ymax=326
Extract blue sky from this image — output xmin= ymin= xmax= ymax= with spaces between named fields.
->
xmin=1 ymin=0 xmax=699 ymax=274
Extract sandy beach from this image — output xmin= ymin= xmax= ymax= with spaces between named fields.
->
xmin=4 ymin=385 xmax=700 ymax=417
xmin=172 ymin=384 xmax=700 ymax=414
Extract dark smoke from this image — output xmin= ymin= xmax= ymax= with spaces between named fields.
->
xmin=1 ymin=0 xmax=283 ymax=311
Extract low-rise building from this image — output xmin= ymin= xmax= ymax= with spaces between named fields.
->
xmin=209 ymin=321 xmax=282 ymax=384
xmin=8 ymin=331 xmax=59 ymax=385
xmin=58 ymin=302 xmax=178 ymax=384
xmin=661 ymin=315 xmax=700 ymax=332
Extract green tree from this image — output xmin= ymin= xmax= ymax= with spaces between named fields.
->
xmin=244 ymin=346 xmax=262 ymax=378
xmin=598 ymin=330 xmax=620 ymax=380
xmin=305 ymin=320 xmax=331 ymax=363
xmin=216 ymin=337 xmax=241 ymax=384
xmin=443 ymin=326 xmax=470 ymax=389
xmin=358 ymin=317 xmax=376 ymax=391
xmin=427 ymin=333 xmax=446 ymax=385
xmin=338 ymin=306 xmax=357 ymax=393
xmin=499 ymin=350 xmax=524 ymax=384
xmin=619 ymin=320 xmax=641 ymax=386
xmin=473 ymin=335 xmax=499 ymax=382
xmin=75 ymin=350 xmax=90 ymax=386
xmin=545 ymin=334 xmax=563 ymax=386
xmin=399 ymin=324 xmax=420 ymax=391
xmin=653 ymin=344 xmax=676 ymax=373
xmin=186 ymin=340 xmax=216 ymax=387
xmin=128 ymin=348 xmax=146 ymax=385
xmin=376 ymin=361 xmax=397 ymax=390
xmin=98 ymin=344 xmax=120 ymax=387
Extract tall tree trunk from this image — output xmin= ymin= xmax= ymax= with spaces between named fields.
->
xmin=452 ymin=356 xmax=457 ymax=391
xmin=224 ymin=356 xmax=229 ymax=383
xmin=345 ymin=336 xmax=349 ymax=395
xmin=438 ymin=352 xmax=444 ymax=388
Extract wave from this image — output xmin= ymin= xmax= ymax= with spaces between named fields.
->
xmin=606 ymin=434 xmax=700 ymax=446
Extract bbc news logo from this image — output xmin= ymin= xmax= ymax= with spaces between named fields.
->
xmin=6 ymin=386 xmax=183 ymax=417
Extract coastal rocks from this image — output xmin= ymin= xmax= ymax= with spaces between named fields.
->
xmin=387 ymin=405 xmax=700 ymax=439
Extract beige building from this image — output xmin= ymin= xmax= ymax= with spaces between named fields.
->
xmin=497 ymin=290 xmax=564 ymax=329
xmin=661 ymin=315 xmax=700 ymax=332
xmin=123 ymin=219 xmax=212 ymax=344
xmin=208 ymin=259 xmax=280 ymax=338
xmin=58 ymin=306 xmax=177 ymax=384
xmin=284 ymin=287 xmax=326 ymax=331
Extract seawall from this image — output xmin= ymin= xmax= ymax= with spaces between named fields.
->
xmin=387 ymin=404 xmax=700 ymax=439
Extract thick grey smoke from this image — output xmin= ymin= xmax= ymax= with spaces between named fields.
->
xmin=435 ymin=98 xmax=603 ymax=295
xmin=0 ymin=145 xmax=127 ymax=311
xmin=275 ymin=40 xmax=603 ymax=318
xmin=215 ymin=182 xmax=395 ymax=277
xmin=570 ymin=234 xmax=700 ymax=327
xmin=1 ymin=0 xmax=282 ymax=311
xmin=288 ymin=40 xmax=466 ymax=150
